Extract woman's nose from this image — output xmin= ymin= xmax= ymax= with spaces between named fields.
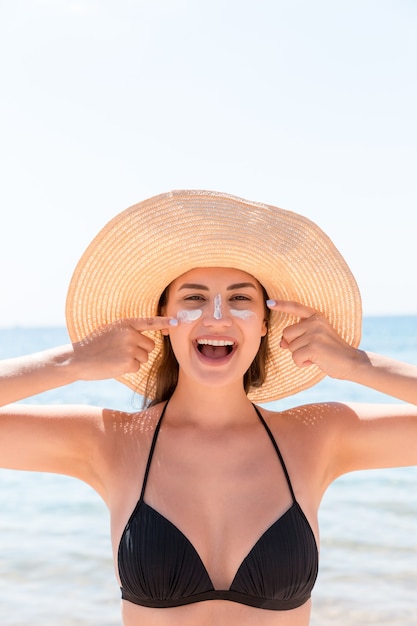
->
xmin=202 ymin=294 xmax=232 ymax=325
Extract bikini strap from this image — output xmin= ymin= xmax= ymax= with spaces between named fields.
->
xmin=252 ymin=404 xmax=296 ymax=502
xmin=139 ymin=401 xmax=169 ymax=502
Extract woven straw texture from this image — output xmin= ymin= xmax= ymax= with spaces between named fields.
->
xmin=66 ymin=190 xmax=362 ymax=403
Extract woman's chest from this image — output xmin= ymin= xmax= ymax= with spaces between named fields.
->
xmin=109 ymin=423 xmax=321 ymax=591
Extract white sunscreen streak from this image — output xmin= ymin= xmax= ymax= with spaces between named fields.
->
xmin=213 ymin=294 xmax=222 ymax=319
xmin=230 ymin=309 xmax=256 ymax=320
xmin=176 ymin=309 xmax=203 ymax=322
xmin=177 ymin=302 xmax=255 ymax=322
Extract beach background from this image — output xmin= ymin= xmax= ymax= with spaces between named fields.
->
xmin=1 ymin=2 xmax=417 ymax=623
xmin=0 ymin=318 xmax=416 ymax=625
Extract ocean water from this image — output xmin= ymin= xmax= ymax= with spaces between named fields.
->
xmin=0 ymin=318 xmax=417 ymax=625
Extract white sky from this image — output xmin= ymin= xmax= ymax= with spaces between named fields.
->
xmin=1 ymin=0 xmax=416 ymax=327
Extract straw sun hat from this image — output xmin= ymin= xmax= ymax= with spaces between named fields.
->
xmin=66 ymin=190 xmax=362 ymax=403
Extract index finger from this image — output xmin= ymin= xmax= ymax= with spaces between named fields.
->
xmin=267 ymin=299 xmax=316 ymax=319
xmin=129 ymin=316 xmax=178 ymax=331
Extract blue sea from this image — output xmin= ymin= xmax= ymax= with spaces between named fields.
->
xmin=1 ymin=318 xmax=417 ymax=625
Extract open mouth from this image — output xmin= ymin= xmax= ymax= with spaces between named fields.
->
xmin=196 ymin=339 xmax=235 ymax=360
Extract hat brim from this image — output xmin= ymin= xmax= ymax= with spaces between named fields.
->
xmin=66 ymin=190 xmax=362 ymax=403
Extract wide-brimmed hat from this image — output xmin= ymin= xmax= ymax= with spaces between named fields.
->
xmin=66 ymin=190 xmax=362 ymax=403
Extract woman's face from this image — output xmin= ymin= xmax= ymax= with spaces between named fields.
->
xmin=164 ymin=267 xmax=268 ymax=391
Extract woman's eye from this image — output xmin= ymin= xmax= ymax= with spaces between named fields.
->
xmin=184 ymin=294 xmax=205 ymax=302
xmin=231 ymin=294 xmax=251 ymax=302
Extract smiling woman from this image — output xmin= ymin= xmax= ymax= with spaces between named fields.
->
xmin=151 ymin=267 xmax=270 ymax=405
xmin=1 ymin=190 xmax=417 ymax=626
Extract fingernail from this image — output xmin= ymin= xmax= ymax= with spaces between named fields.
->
xmin=266 ymin=299 xmax=276 ymax=308
xmin=169 ymin=318 xmax=179 ymax=326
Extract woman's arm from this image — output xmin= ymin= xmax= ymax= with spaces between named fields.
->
xmin=269 ymin=300 xmax=417 ymax=473
xmin=0 ymin=317 xmax=174 ymax=406
xmin=0 ymin=403 xmax=107 ymax=482
xmin=0 ymin=317 xmax=174 ymax=484
xmin=345 ymin=350 xmax=417 ymax=405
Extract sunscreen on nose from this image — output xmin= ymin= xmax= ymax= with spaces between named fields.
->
xmin=177 ymin=309 xmax=203 ymax=322
xmin=213 ymin=294 xmax=222 ymax=320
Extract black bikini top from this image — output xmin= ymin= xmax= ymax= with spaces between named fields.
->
xmin=118 ymin=404 xmax=318 ymax=611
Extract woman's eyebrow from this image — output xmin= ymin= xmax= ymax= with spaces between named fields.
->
xmin=177 ymin=282 xmax=257 ymax=291
xmin=227 ymin=282 xmax=257 ymax=290
xmin=178 ymin=283 xmax=209 ymax=291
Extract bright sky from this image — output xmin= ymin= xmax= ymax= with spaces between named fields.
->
xmin=1 ymin=0 xmax=416 ymax=327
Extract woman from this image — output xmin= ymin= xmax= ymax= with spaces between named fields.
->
xmin=1 ymin=190 xmax=416 ymax=626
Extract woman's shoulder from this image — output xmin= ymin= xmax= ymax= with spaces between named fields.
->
xmin=258 ymin=402 xmax=356 ymax=492
xmin=98 ymin=403 xmax=166 ymax=493
xmin=102 ymin=402 xmax=164 ymax=439
xmin=261 ymin=399 xmax=349 ymax=418
xmin=259 ymin=401 xmax=354 ymax=439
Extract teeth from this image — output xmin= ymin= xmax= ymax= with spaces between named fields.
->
xmin=197 ymin=339 xmax=234 ymax=347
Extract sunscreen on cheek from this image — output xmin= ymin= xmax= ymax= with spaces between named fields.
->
xmin=230 ymin=309 xmax=256 ymax=320
xmin=176 ymin=309 xmax=203 ymax=323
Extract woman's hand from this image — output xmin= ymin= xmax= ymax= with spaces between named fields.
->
xmin=71 ymin=317 xmax=175 ymax=381
xmin=268 ymin=300 xmax=363 ymax=380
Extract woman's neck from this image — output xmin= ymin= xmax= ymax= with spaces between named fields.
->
xmin=165 ymin=375 xmax=257 ymax=428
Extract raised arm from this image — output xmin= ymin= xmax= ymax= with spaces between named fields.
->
xmin=268 ymin=300 xmax=417 ymax=473
xmin=0 ymin=317 xmax=174 ymax=486
xmin=0 ymin=317 xmax=174 ymax=406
